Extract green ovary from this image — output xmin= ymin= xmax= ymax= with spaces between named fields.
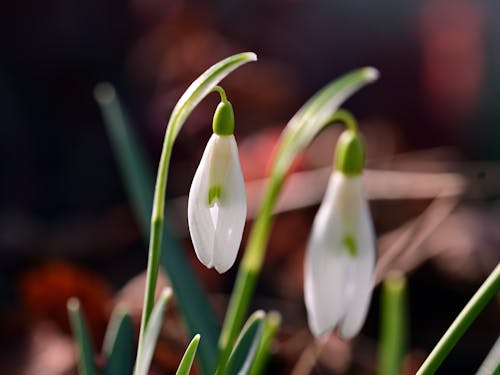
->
xmin=343 ymin=234 xmax=357 ymax=257
xmin=208 ymin=185 xmax=222 ymax=205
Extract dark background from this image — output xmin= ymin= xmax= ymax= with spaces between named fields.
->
xmin=1 ymin=0 xmax=499 ymax=374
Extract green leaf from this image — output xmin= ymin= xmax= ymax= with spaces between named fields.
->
xmin=220 ymin=311 xmax=265 ymax=375
xmin=378 ymin=272 xmax=408 ymax=375
xmin=93 ymin=82 xmax=154 ymax=229
xmin=249 ymin=311 xmax=281 ymax=375
xmin=67 ymin=298 xmax=96 ymax=375
xmin=175 ymin=334 xmax=201 ymax=375
xmin=102 ymin=307 xmax=134 ymax=375
xmin=417 ymin=263 xmax=500 ymax=375
xmin=134 ymin=288 xmax=172 ymax=375
xmin=94 ymin=82 xmax=220 ymax=375
xmin=476 ymin=336 xmax=500 ymax=375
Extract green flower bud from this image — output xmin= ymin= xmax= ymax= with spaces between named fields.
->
xmin=212 ymin=100 xmax=235 ymax=136
xmin=334 ymin=130 xmax=365 ymax=176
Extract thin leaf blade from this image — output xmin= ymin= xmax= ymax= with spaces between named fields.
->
xmin=176 ymin=334 xmax=201 ymax=375
xmin=249 ymin=311 xmax=281 ymax=375
xmin=67 ymin=298 xmax=96 ymax=375
xmin=134 ymin=288 xmax=172 ymax=375
xmin=102 ymin=307 xmax=134 ymax=375
xmin=222 ymin=311 xmax=265 ymax=375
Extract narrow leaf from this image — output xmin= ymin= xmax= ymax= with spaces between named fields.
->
xmin=94 ymin=82 xmax=154 ymax=229
xmin=476 ymin=336 xmax=500 ymax=375
xmin=176 ymin=334 xmax=201 ymax=375
xmin=102 ymin=307 xmax=134 ymax=375
xmin=134 ymin=288 xmax=172 ymax=375
xmin=249 ymin=311 xmax=281 ymax=375
xmin=67 ymin=298 xmax=96 ymax=375
xmin=95 ymin=82 xmax=220 ymax=375
xmin=221 ymin=311 xmax=265 ymax=375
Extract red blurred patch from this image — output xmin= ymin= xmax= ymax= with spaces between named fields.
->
xmin=239 ymin=126 xmax=306 ymax=181
xmin=18 ymin=261 xmax=111 ymax=347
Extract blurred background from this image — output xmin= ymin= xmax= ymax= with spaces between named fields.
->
xmin=1 ymin=0 xmax=499 ymax=373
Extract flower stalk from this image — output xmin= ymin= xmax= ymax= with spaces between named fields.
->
xmin=416 ymin=263 xmax=500 ymax=375
xmin=135 ymin=52 xmax=257 ymax=374
xmin=217 ymin=67 xmax=379 ymax=368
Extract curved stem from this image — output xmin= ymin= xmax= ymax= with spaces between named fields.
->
xmin=216 ymin=67 xmax=378 ymax=371
xmin=323 ymin=108 xmax=358 ymax=133
xmin=134 ymin=52 xmax=257 ymax=375
xmin=212 ymin=85 xmax=228 ymax=103
xmin=416 ymin=263 xmax=500 ymax=375
xmin=216 ymin=109 xmax=359 ymax=368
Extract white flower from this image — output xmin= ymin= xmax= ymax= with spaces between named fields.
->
xmin=188 ymin=133 xmax=246 ymax=273
xmin=304 ymin=171 xmax=375 ymax=338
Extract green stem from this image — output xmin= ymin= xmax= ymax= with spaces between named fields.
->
xmin=416 ymin=263 xmax=500 ymax=375
xmin=212 ymin=86 xmax=228 ymax=103
xmin=217 ymin=172 xmax=284 ymax=368
xmin=378 ymin=272 xmax=407 ymax=375
xmin=217 ymin=109 xmax=359 ymax=367
xmin=134 ymin=52 xmax=257 ymax=372
xmin=216 ymin=67 xmax=379 ymax=369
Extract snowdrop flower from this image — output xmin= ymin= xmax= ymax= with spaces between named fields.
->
xmin=188 ymin=97 xmax=246 ymax=273
xmin=304 ymin=127 xmax=375 ymax=338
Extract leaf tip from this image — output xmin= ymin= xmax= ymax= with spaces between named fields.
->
xmin=363 ymin=67 xmax=380 ymax=82
xmin=242 ymin=52 xmax=258 ymax=62
xmin=94 ymin=82 xmax=116 ymax=105
xmin=67 ymin=297 xmax=80 ymax=312
xmin=160 ymin=287 xmax=173 ymax=301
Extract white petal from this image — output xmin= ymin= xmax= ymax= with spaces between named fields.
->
xmin=339 ymin=198 xmax=376 ymax=339
xmin=212 ymin=135 xmax=246 ymax=273
xmin=304 ymin=173 xmax=348 ymax=337
xmin=304 ymin=173 xmax=376 ymax=338
xmin=188 ymin=135 xmax=218 ymax=268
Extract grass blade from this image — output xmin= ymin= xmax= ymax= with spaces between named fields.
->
xmin=249 ymin=311 xmax=281 ymax=375
xmin=220 ymin=310 xmax=265 ymax=375
xmin=67 ymin=298 xmax=96 ymax=375
xmin=417 ymin=263 xmax=500 ymax=374
xmin=176 ymin=334 xmax=201 ymax=375
xmin=95 ymin=82 xmax=220 ymax=375
xmin=476 ymin=336 xmax=500 ymax=375
xmin=134 ymin=288 xmax=172 ymax=375
xmin=102 ymin=307 xmax=134 ymax=375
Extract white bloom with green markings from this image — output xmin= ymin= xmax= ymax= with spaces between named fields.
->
xmin=304 ymin=127 xmax=375 ymax=338
xmin=188 ymin=98 xmax=246 ymax=273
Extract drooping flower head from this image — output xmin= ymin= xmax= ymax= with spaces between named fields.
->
xmin=188 ymin=93 xmax=247 ymax=273
xmin=304 ymin=119 xmax=375 ymax=339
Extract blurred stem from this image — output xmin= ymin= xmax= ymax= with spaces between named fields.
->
xmin=378 ymin=272 xmax=408 ymax=375
xmin=416 ymin=263 xmax=500 ymax=375
xmin=217 ymin=109 xmax=359 ymax=367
